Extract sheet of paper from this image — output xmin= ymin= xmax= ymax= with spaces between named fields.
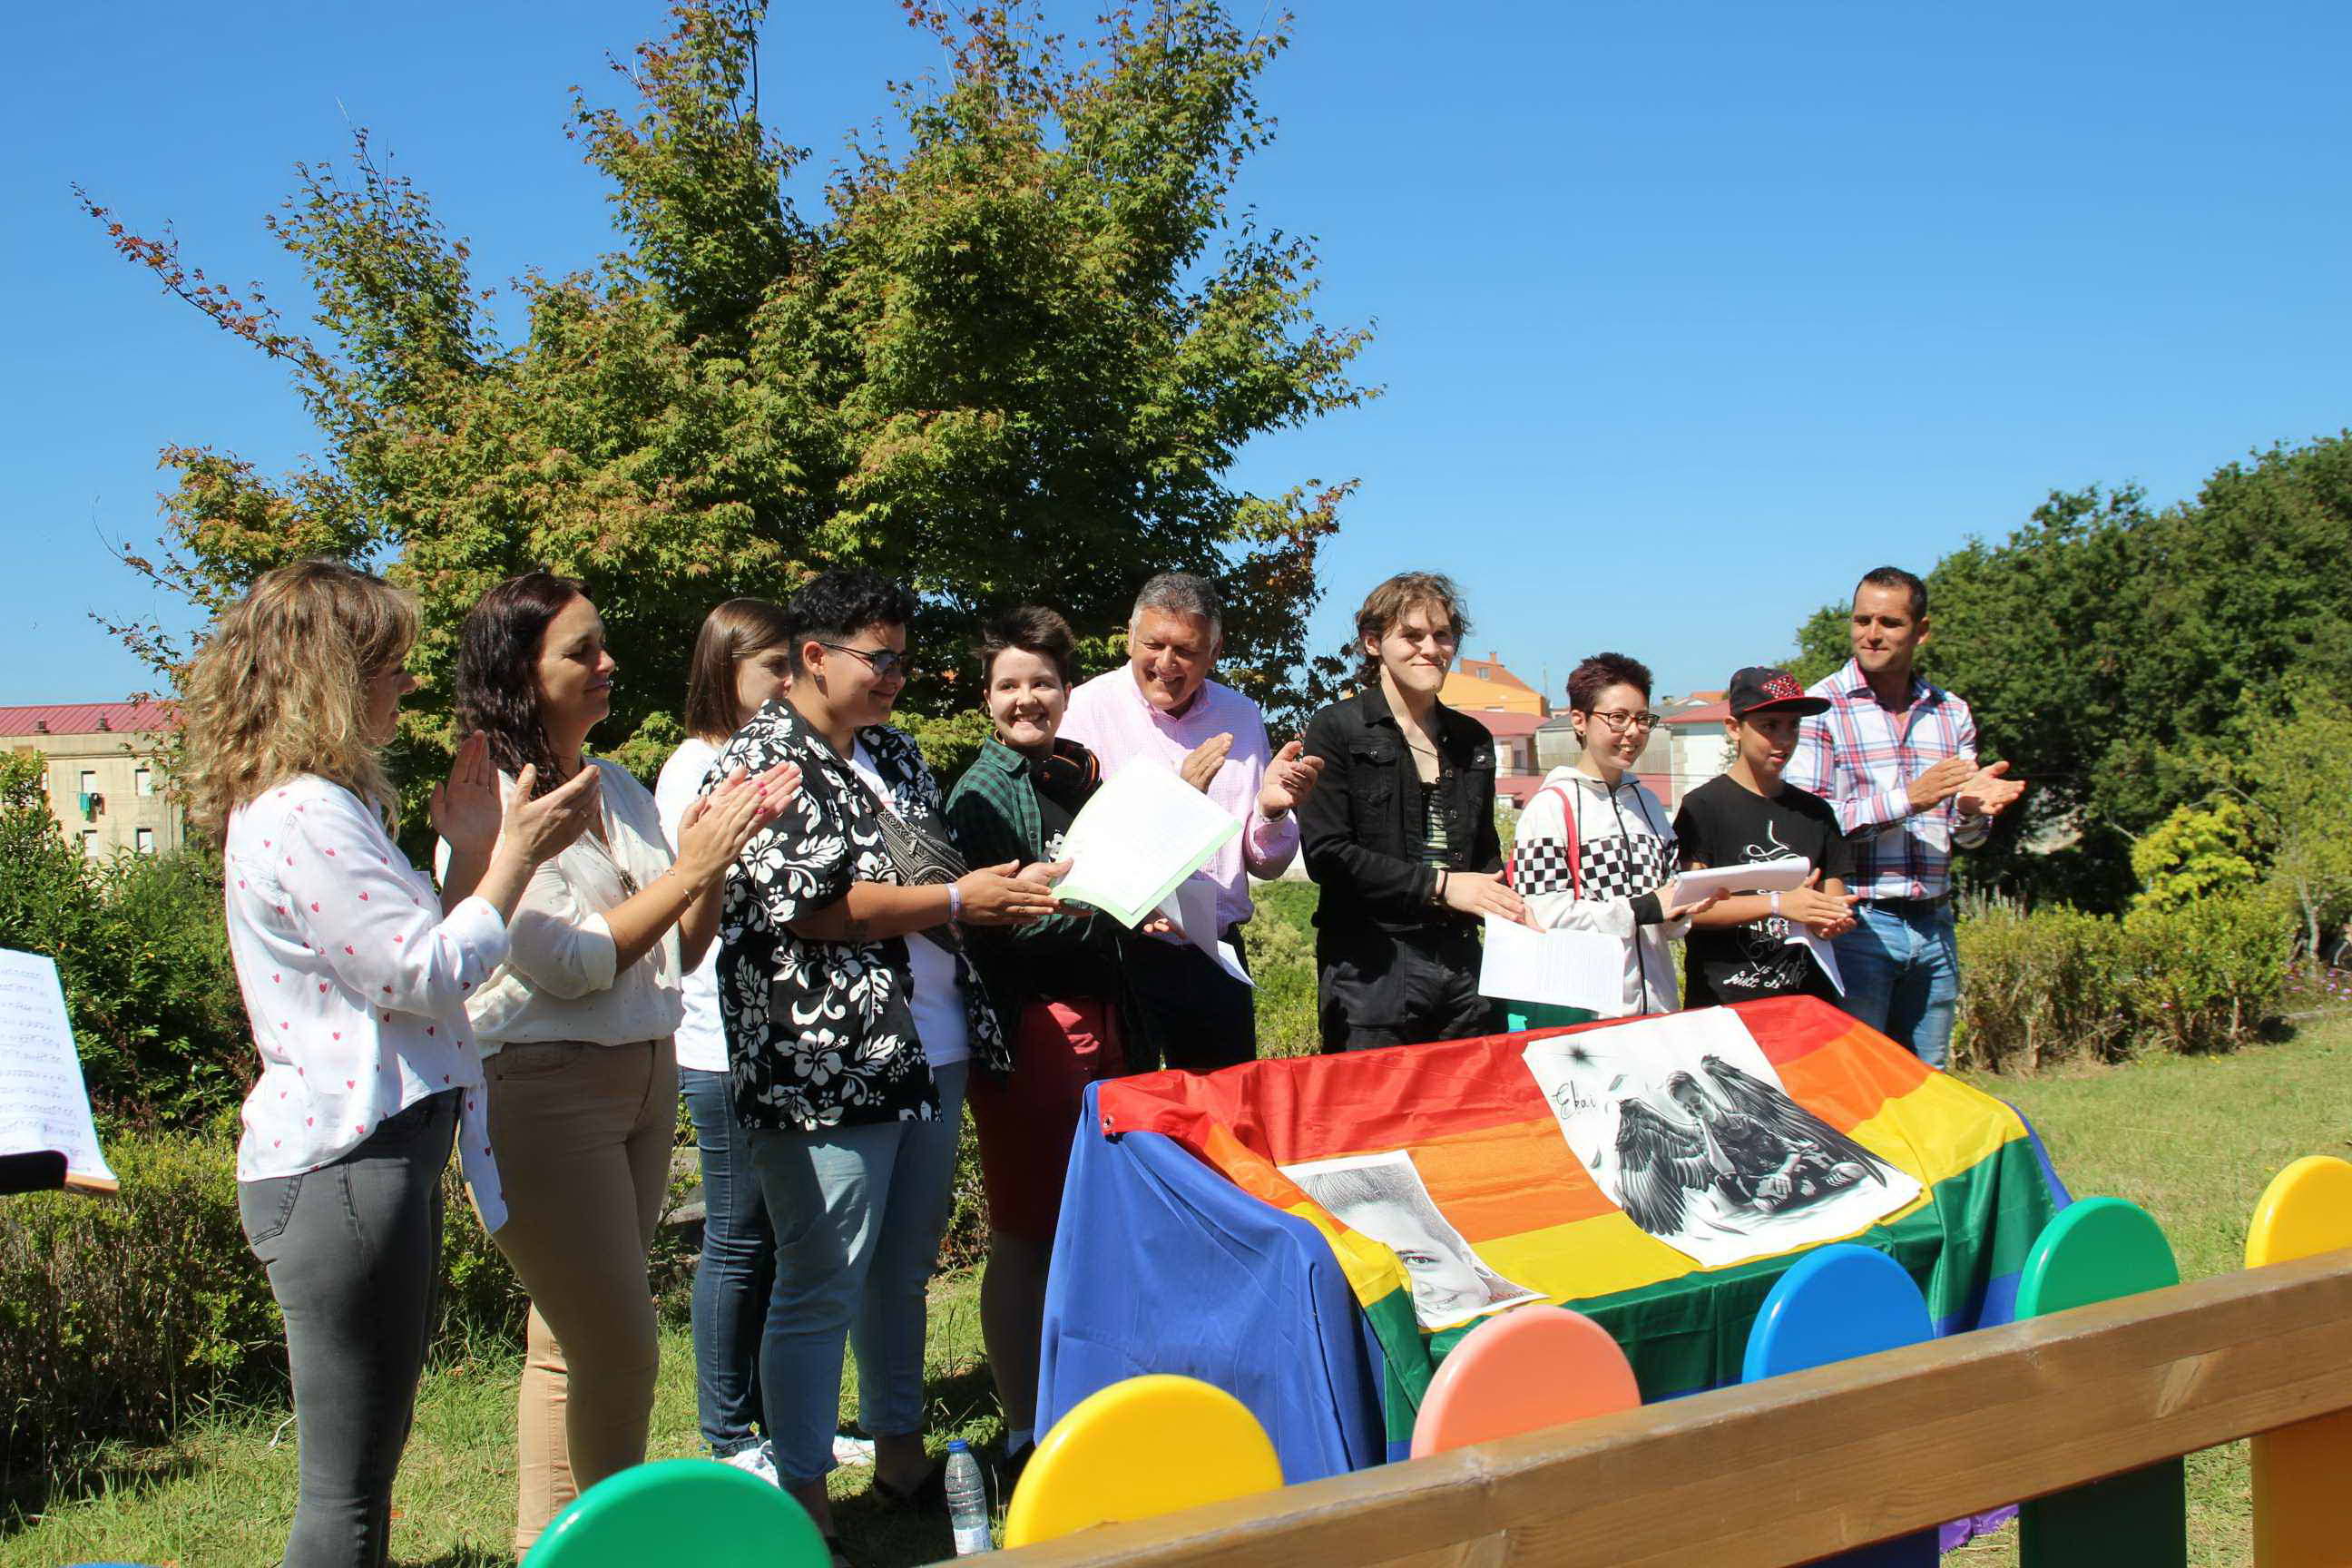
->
xmin=1477 ymin=916 xmax=1623 ymax=1013
xmin=1786 ymin=926 xmax=1847 ymax=995
xmin=1665 ymin=858 xmax=1813 ymax=906
xmin=0 ymin=948 xmax=118 ymax=1191
xmin=1149 ymin=877 xmax=1254 ymax=989
xmin=1054 ymin=765 xmax=1241 ymax=927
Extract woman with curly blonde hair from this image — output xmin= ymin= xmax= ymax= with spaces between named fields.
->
xmin=181 ymin=558 xmax=601 ymax=1568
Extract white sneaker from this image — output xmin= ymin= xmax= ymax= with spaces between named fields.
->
xmin=721 ymin=1442 xmax=780 ymax=1486
xmin=831 ymin=1432 xmax=877 ymax=1468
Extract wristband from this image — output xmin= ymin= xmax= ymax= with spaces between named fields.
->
xmin=1769 ymin=890 xmax=1782 ymax=919
xmin=946 ymin=882 xmax=964 ymax=921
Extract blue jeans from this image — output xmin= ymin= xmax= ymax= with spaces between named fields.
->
xmin=1834 ymin=900 xmax=1960 ymax=1068
xmin=681 ymin=1066 xmax=774 ymax=1458
xmin=747 ymin=1063 xmax=968 ymax=1485
xmin=237 ymin=1090 xmax=456 ymax=1568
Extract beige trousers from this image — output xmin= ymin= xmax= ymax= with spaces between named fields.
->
xmin=483 ymin=1037 xmax=676 ymax=1553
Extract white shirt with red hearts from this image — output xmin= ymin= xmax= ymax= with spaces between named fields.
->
xmin=223 ymin=774 xmax=511 ymax=1230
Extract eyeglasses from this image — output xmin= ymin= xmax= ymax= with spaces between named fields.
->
xmin=1587 ymin=710 xmax=1662 ymax=733
xmin=816 ymin=642 xmax=914 ymax=681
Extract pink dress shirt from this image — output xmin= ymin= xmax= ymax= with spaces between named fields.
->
xmin=1060 ymin=667 xmax=1299 ymax=932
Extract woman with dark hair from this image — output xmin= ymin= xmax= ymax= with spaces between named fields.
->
xmin=181 ymin=560 xmax=601 ymax=1568
xmin=1298 ymin=573 xmax=1525 ymax=1052
xmin=943 ymin=604 xmax=1137 ymax=1474
xmin=707 ymin=568 xmax=1056 ymax=1545
xmin=445 ymin=572 xmax=798 ymax=1553
xmin=1501 ymin=652 xmax=1718 ymax=1027
xmin=654 ymin=598 xmax=796 ymax=1481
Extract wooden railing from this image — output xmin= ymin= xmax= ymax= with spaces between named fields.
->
xmin=991 ymin=1248 xmax=2352 ymax=1568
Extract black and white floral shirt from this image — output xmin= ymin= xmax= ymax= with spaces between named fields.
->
xmin=710 ymin=700 xmax=1008 ymax=1132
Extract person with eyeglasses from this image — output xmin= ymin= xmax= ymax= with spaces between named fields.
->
xmin=1499 ymin=652 xmax=1719 ymax=1026
xmin=703 ymin=568 xmax=1059 ymax=1550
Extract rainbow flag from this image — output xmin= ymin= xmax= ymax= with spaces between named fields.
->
xmin=1041 ymin=997 xmax=2068 ymax=1475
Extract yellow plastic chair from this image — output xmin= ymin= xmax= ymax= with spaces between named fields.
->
xmin=2246 ymin=1155 xmax=2352 ymax=1568
xmin=1003 ymin=1375 xmax=1284 ymax=1547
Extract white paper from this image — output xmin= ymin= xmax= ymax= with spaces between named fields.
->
xmin=1478 ymin=916 xmax=1623 ymax=1013
xmin=1152 ymin=877 xmax=1254 ymax=989
xmin=1279 ymin=1149 xmax=1543 ymax=1329
xmin=1664 ymin=858 xmax=1814 ymax=907
xmin=1520 ymin=1011 xmax=1919 ymax=1269
xmin=1787 ymin=926 xmax=1847 ymax=995
xmin=0 ymin=948 xmax=118 ymax=1191
xmin=1054 ymin=765 xmax=1242 ymax=927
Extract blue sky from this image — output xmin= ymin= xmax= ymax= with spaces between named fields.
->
xmin=6 ymin=1 xmax=2348 ymax=710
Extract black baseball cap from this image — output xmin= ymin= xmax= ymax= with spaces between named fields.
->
xmin=1727 ymin=666 xmax=1830 ymax=718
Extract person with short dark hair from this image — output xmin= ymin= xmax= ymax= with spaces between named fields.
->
xmin=1674 ymin=668 xmax=1859 ymax=1008
xmin=1499 ymin=652 xmax=1718 ymax=1025
xmin=1298 ymin=573 xmax=1524 ymax=1051
xmin=445 ymin=572 xmax=793 ymax=1553
xmin=654 ymin=597 xmax=797 ymax=1482
xmin=1060 ymin=571 xmax=1325 ymax=1069
xmin=708 ymin=567 xmax=1058 ymax=1543
xmin=944 ymin=603 xmax=1137 ymax=1475
xmin=1787 ymin=566 xmax=2028 ymax=1066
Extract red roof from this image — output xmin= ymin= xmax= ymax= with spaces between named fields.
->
xmin=1662 ymin=701 xmax=1730 ymax=726
xmin=1466 ymin=710 xmax=1546 ymax=740
xmin=0 ymin=701 xmax=180 ymax=738
xmin=1455 ymin=657 xmax=1535 ymax=692
xmin=1495 ymin=772 xmax=1545 ymax=807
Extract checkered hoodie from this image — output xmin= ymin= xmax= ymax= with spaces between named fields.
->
xmin=1509 ymin=766 xmax=1687 ymax=1018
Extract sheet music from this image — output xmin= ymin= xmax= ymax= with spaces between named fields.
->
xmin=0 ymin=948 xmax=118 ymax=1191
xmin=1054 ymin=765 xmax=1241 ymax=927
xmin=1477 ymin=916 xmax=1622 ymax=1013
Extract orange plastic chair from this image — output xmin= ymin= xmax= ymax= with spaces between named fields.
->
xmin=1003 ymin=1375 xmax=1283 ymax=1547
xmin=1410 ymin=1305 xmax=1640 ymax=1457
xmin=2246 ymin=1155 xmax=2352 ymax=1567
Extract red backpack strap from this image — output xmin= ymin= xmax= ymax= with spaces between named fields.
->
xmin=1506 ymin=782 xmax=1583 ymax=898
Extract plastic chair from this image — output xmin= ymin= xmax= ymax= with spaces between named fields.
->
xmin=1410 ymin=1305 xmax=1639 ymax=1457
xmin=2014 ymin=1198 xmax=2186 ymax=1568
xmin=1003 ymin=1374 xmax=1283 ymax=1547
xmin=1742 ymin=1244 xmax=1936 ymax=1567
xmin=2246 ymin=1156 xmax=2352 ymax=1567
xmin=524 ymin=1457 xmax=830 ymax=1567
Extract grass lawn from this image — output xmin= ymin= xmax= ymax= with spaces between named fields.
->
xmin=9 ymin=999 xmax=2346 ymax=1566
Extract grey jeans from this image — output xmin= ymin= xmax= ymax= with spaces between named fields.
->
xmin=238 ymin=1090 xmax=456 ymax=1568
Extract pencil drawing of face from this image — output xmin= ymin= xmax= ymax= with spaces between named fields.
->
xmin=1280 ymin=1150 xmax=1542 ymax=1328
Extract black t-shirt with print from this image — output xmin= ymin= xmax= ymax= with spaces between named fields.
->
xmin=1672 ymin=773 xmax=1855 ymax=1009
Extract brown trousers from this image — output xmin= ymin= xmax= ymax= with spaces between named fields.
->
xmin=482 ymin=1038 xmax=676 ymax=1553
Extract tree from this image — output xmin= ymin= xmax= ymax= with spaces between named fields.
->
xmin=2130 ymin=797 xmax=2261 ymax=912
xmin=2225 ymin=686 xmax=2352 ymax=958
xmin=86 ymin=0 xmax=1371 ymax=786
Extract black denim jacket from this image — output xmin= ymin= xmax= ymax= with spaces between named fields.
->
xmin=1297 ymin=685 xmax=1503 ymax=947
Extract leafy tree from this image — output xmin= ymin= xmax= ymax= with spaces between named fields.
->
xmin=2223 ymin=686 xmax=2352 ymax=958
xmin=1784 ymin=603 xmax=1848 ymax=688
xmin=2130 ymin=797 xmax=2261 ymax=911
xmin=86 ymin=0 xmax=1370 ymax=784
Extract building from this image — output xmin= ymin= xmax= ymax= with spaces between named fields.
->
xmin=1658 ymin=699 xmax=1733 ymax=809
xmin=1 ymin=701 xmax=185 ymax=859
xmin=1441 ymin=653 xmax=1548 ymax=719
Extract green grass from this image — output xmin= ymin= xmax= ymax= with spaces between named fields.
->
xmin=9 ymin=926 xmax=2346 ymax=1568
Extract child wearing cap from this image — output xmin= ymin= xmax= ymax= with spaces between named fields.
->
xmin=1672 ymin=668 xmax=1859 ymax=1009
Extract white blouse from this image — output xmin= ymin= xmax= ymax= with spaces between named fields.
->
xmin=654 ymin=737 xmax=729 ymax=1073
xmin=223 ymin=775 xmax=510 ymax=1230
xmin=443 ymin=759 xmax=686 ymax=1052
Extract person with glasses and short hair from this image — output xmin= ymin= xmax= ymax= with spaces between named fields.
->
xmin=704 ymin=568 xmax=1059 ymax=1547
xmin=1499 ymin=652 xmax=1718 ymax=1026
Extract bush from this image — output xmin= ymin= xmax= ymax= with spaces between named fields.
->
xmin=1954 ymin=890 xmax=2295 ymax=1072
xmin=1244 ymin=880 xmax=1319 ymax=1060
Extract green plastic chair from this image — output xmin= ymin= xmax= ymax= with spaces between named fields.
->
xmin=2014 ymin=1198 xmax=2186 ymax=1568
xmin=524 ymin=1458 xmax=830 ymax=1568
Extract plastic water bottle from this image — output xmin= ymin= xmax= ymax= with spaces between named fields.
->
xmin=946 ymin=1438 xmax=995 ymax=1554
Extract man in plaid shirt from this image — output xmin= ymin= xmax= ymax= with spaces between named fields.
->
xmin=1788 ymin=566 xmax=2026 ymax=1067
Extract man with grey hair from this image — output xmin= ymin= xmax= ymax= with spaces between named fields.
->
xmin=1062 ymin=571 xmax=1325 ymax=1068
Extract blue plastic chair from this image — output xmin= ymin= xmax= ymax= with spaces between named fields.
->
xmin=2014 ymin=1198 xmax=2186 ymax=1568
xmin=1743 ymin=1243 xmax=1937 ymax=1567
